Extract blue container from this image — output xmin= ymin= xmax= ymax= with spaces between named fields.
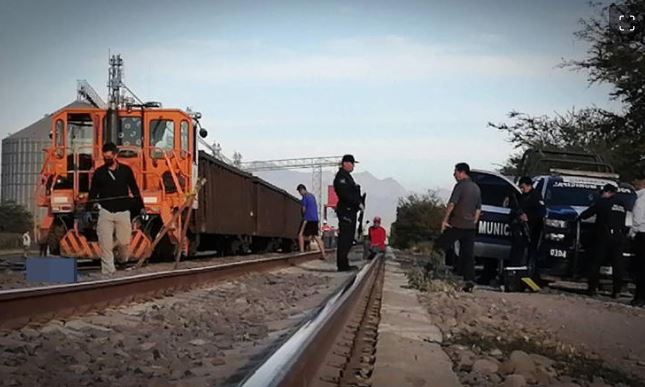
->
xmin=25 ymin=257 xmax=78 ymax=284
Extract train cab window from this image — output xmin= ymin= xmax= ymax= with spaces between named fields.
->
xmin=55 ymin=120 xmax=64 ymax=147
xmin=67 ymin=114 xmax=94 ymax=154
xmin=150 ymin=119 xmax=175 ymax=158
xmin=119 ymin=117 xmax=143 ymax=147
xmin=67 ymin=114 xmax=94 ymax=192
xmin=180 ymin=120 xmax=189 ymax=154
xmin=101 ymin=116 xmax=142 ymax=158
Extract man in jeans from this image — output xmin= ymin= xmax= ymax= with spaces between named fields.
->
xmin=87 ymin=142 xmax=143 ymax=274
xmin=437 ymin=162 xmax=481 ymax=292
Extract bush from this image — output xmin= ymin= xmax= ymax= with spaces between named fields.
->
xmin=405 ymin=249 xmax=460 ymax=292
xmin=390 ymin=191 xmax=446 ymax=249
xmin=0 ymin=233 xmax=22 ymax=250
xmin=0 ymin=201 xmax=33 ymax=233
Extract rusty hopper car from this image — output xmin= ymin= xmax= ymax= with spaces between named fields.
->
xmin=191 ymin=151 xmax=301 ymax=255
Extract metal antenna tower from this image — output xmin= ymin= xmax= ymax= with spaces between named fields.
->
xmin=240 ymin=156 xmax=342 ymax=219
xmin=108 ymin=54 xmax=124 ymax=107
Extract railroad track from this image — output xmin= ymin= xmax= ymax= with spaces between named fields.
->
xmin=0 ymin=250 xmax=327 ymax=329
xmin=241 ymin=255 xmax=385 ymax=387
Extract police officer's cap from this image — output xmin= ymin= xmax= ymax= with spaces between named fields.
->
xmin=341 ymin=154 xmax=358 ymax=164
xmin=601 ymin=184 xmax=617 ymax=193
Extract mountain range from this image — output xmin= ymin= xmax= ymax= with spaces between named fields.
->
xmin=255 ymin=169 xmax=409 ymax=232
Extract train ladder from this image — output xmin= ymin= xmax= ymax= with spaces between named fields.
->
xmin=135 ymin=178 xmax=206 ymax=269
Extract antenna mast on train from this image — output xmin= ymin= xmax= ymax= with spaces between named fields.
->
xmin=105 ymin=54 xmax=124 ymax=144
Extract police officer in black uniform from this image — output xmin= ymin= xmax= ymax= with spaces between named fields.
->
xmin=578 ymin=184 xmax=627 ymax=297
xmin=509 ymin=177 xmax=545 ymax=269
xmin=333 ymin=154 xmax=362 ymax=272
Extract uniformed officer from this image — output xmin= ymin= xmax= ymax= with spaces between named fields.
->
xmin=333 ymin=154 xmax=362 ymax=272
xmin=509 ymin=176 xmax=545 ymax=269
xmin=578 ymin=184 xmax=627 ymax=297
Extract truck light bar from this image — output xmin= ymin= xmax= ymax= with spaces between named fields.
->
xmin=549 ymin=168 xmax=619 ymax=180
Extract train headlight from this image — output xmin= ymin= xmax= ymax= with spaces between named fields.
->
xmin=545 ymin=219 xmax=567 ymax=228
xmin=143 ymin=196 xmax=158 ymax=204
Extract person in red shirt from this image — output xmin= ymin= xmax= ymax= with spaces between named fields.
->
xmin=367 ymin=216 xmax=387 ymax=260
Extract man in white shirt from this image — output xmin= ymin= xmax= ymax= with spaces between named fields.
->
xmin=22 ymin=231 xmax=31 ymax=258
xmin=631 ymin=175 xmax=645 ymax=307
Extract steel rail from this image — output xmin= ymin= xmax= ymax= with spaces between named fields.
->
xmin=0 ymin=251 xmax=328 ymax=329
xmin=240 ymin=256 xmax=384 ymax=387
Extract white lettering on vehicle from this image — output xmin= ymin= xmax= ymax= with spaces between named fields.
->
xmin=478 ymin=221 xmax=510 ymax=237
xmin=550 ymin=249 xmax=567 ymax=258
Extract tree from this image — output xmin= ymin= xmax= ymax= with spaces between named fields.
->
xmin=489 ymin=108 xmax=630 ymax=175
xmin=492 ymin=1 xmax=645 ymax=181
xmin=563 ymin=1 xmax=645 ymax=125
xmin=0 ymin=201 xmax=33 ymax=233
xmin=390 ymin=191 xmax=446 ymax=249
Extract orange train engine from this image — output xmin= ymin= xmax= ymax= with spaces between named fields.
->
xmin=37 ymin=101 xmax=204 ymax=262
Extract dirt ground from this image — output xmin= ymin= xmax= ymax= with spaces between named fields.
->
xmin=417 ymin=279 xmax=645 ymax=386
xmin=0 ymin=256 xmax=359 ymax=387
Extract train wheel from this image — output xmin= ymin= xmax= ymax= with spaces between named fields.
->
xmin=188 ymin=233 xmax=200 ymax=257
xmin=231 ymin=239 xmax=242 ymax=255
xmin=142 ymin=217 xmax=178 ymax=261
xmin=154 ymin=235 xmax=178 ymax=261
xmin=47 ymin=222 xmax=67 ymax=256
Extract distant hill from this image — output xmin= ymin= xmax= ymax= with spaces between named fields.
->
xmin=255 ymin=169 xmax=409 ymax=232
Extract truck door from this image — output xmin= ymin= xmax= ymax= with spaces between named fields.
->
xmin=469 ymin=170 xmax=521 ymax=262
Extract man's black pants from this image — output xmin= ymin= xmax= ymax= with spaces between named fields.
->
xmin=509 ymin=223 xmax=541 ymax=268
xmin=588 ymin=230 xmax=625 ymax=293
xmin=633 ymin=233 xmax=645 ymax=302
xmin=437 ymin=227 xmax=475 ymax=282
xmin=336 ymin=210 xmax=357 ymax=269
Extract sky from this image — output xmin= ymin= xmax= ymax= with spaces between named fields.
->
xmin=0 ymin=0 xmax=620 ymax=192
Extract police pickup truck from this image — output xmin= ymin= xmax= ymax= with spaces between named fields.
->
xmin=469 ymin=169 xmax=636 ymax=282
xmin=533 ymin=171 xmax=635 ymax=279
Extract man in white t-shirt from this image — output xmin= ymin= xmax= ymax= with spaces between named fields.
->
xmin=22 ymin=231 xmax=31 ymax=258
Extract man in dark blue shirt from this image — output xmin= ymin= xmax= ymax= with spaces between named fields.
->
xmin=297 ymin=184 xmax=326 ymax=260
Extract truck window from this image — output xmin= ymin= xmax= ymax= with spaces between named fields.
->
xmin=545 ymin=180 xmax=599 ymax=207
xmin=470 ymin=172 xmax=518 ymax=207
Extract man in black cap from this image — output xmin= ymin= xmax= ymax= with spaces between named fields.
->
xmin=509 ymin=176 xmax=545 ymax=269
xmin=578 ymin=184 xmax=627 ymax=297
xmin=333 ymin=154 xmax=362 ymax=271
